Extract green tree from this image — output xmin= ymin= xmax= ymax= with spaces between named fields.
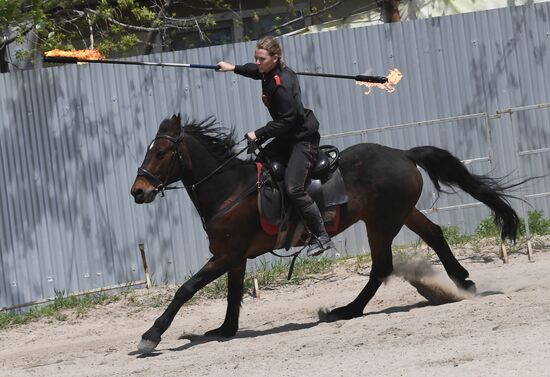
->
xmin=0 ymin=0 xmax=236 ymax=72
xmin=0 ymin=0 xmax=379 ymax=73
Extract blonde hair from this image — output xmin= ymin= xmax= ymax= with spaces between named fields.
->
xmin=256 ymin=37 xmax=285 ymax=67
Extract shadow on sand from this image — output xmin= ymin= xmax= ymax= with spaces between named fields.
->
xmin=130 ymin=289 xmax=505 ymax=357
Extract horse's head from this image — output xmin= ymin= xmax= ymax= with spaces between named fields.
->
xmin=131 ymin=114 xmax=191 ymax=203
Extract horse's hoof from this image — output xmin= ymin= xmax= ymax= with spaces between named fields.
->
xmin=318 ymin=306 xmax=362 ymax=322
xmin=204 ymin=326 xmax=237 ymax=338
xmin=318 ymin=308 xmax=336 ymax=322
xmin=137 ymin=338 xmax=159 ymax=353
xmin=459 ymin=279 xmax=477 ymax=293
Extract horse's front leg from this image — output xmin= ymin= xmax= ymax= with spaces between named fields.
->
xmin=137 ymin=256 xmax=227 ymax=353
xmin=205 ymin=260 xmax=246 ymax=337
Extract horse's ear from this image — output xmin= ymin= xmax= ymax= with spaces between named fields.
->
xmin=177 ymin=113 xmax=181 ymax=123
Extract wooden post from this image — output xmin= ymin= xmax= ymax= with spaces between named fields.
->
xmin=527 ymin=239 xmax=534 ymax=262
xmin=253 ymin=277 xmax=260 ymax=299
xmin=524 ymin=211 xmax=534 ymax=262
xmin=251 ymin=259 xmax=260 ymax=298
xmin=500 ymin=242 xmax=509 ymax=264
xmin=139 ymin=243 xmax=152 ymax=289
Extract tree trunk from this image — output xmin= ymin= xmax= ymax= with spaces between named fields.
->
xmin=0 ymin=25 xmax=34 ymax=73
xmin=0 ymin=44 xmax=8 ymax=73
xmin=381 ymin=0 xmax=401 ymax=23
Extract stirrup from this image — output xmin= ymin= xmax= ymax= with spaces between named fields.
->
xmin=306 ymin=238 xmax=335 ymax=257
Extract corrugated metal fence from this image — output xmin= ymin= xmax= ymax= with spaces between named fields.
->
xmin=1 ymin=3 xmax=549 ymax=309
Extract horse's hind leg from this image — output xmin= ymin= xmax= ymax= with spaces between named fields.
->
xmin=324 ymin=224 xmax=397 ymax=322
xmin=404 ymin=208 xmax=475 ymax=291
xmin=205 ymin=261 xmax=246 ymax=337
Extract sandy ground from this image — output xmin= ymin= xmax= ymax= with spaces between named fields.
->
xmin=1 ymin=244 xmax=550 ymax=377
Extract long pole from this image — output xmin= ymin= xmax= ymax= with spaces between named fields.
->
xmin=43 ymin=55 xmax=388 ymax=83
xmin=43 ymin=55 xmax=218 ymax=69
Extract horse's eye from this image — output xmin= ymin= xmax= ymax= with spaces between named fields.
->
xmin=156 ymin=150 xmax=166 ymax=159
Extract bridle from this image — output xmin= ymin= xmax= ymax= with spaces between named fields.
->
xmin=137 ymin=132 xmax=186 ymax=197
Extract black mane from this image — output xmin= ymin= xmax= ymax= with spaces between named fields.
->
xmin=183 ymin=117 xmax=238 ymax=163
xmin=160 ymin=115 xmax=246 ymax=164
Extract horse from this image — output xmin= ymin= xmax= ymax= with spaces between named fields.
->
xmin=130 ymin=114 xmax=520 ymax=353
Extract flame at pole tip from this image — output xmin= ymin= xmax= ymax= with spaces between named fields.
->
xmin=44 ymin=49 xmax=106 ymax=63
xmin=356 ymin=68 xmax=403 ymax=95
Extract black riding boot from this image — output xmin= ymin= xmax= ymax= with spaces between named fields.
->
xmin=301 ymin=203 xmax=335 ymax=256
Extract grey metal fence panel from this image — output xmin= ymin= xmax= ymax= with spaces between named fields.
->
xmin=1 ymin=2 xmax=550 ymax=309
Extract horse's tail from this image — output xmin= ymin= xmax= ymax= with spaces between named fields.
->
xmin=406 ymin=146 xmax=520 ymax=242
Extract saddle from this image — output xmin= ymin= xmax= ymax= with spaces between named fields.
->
xmin=257 ymin=145 xmax=348 ymax=250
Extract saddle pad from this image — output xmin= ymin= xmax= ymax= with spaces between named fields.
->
xmin=256 ymin=162 xmax=348 ymax=237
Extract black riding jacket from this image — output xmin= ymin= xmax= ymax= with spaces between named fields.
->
xmin=234 ymin=63 xmax=320 ymax=143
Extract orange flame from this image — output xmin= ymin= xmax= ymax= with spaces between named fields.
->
xmin=44 ymin=49 xmax=105 ymax=61
xmin=356 ymin=68 xmax=403 ymax=95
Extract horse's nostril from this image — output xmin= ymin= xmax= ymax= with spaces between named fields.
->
xmin=132 ymin=188 xmax=143 ymax=198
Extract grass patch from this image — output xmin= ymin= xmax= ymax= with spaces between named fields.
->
xmin=351 ymin=252 xmax=373 ymax=271
xmin=525 ymin=210 xmax=550 ymax=235
xmin=441 ymin=225 xmax=471 ymax=245
xmin=200 ymin=256 xmax=338 ymax=299
xmin=475 ymin=217 xmax=500 ymax=238
xmin=440 ymin=210 xmax=550 ymax=247
xmin=0 ymin=290 xmax=119 ymax=330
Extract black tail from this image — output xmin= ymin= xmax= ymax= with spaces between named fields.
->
xmin=406 ymin=146 xmax=520 ymax=242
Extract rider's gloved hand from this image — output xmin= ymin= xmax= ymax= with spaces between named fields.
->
xmin=245 ymin=138 xmax=257 ymax=154
xmin=245 ymin=131 xmax=258 ymax=154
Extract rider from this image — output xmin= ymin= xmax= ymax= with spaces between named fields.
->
xmin=217 ymin=36 xmax=335 ymax=257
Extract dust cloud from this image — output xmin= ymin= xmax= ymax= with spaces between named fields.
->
xmin=392 ymin=259 xmax=475 ymax=304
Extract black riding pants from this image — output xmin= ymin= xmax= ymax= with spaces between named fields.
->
xmin=262 ymin=136 xmax=320 ymax=212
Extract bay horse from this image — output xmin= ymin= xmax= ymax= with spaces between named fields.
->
xmin=130 ymin=114 xmax=520 ymax=353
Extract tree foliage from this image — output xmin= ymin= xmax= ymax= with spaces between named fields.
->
xmin=1 ymin=0 xmax=216 ymax=57
xmin=0 ymin=0 xmax=382 ymax=72
xmin=0 ymin=0 xmax=252 ymax=71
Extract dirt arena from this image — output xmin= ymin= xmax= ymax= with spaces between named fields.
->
xmin=2 ymin=244 xmax=550 ymax=377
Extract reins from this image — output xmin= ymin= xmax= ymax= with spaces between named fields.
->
xmin=181 ymin=138 xmax=249 ymax=191
xmin=138 ymin=132 xmax=255 ymax=229
xmin=154 ymin=135 xmax=248 ymax=194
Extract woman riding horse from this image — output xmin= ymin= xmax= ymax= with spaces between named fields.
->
xmin=217 ymin=36 xmax=335 ymax=257
xmin=131 ymin=114 xmax=522 ymax=353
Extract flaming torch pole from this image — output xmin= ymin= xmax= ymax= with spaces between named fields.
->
xmin=43 ymin=55 xmax=388 ymax=83
xmin=43 ymin=55 xmax=220 ymax=70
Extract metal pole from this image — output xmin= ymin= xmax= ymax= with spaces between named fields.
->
xmin=43 ymin=56 xmax=388 ymax=83
xmin=43 ymin=55 xmax=219 ymax=70
xmin=507 ymin=110 xmax=534 ymax=262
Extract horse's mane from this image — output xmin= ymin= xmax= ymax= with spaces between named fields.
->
xmin=185 ymin=117 xmax=239 ymax=163
xmin=161 ymin=115 xmax=243 ymax=164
